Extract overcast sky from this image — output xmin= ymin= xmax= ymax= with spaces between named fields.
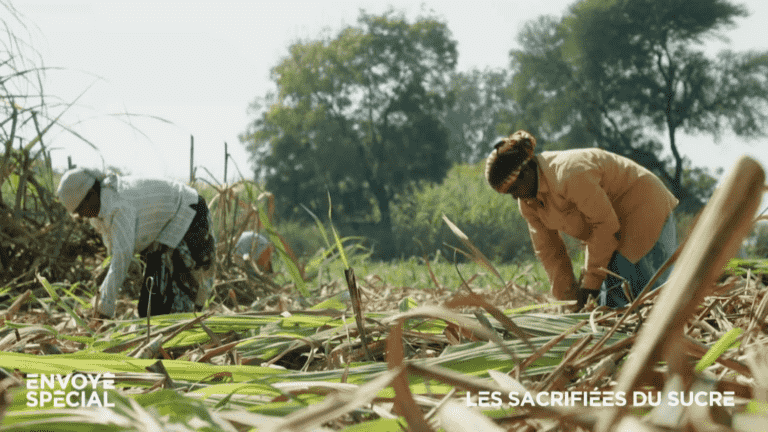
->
xmin=6 ymin=0 xmax=768 ymax=190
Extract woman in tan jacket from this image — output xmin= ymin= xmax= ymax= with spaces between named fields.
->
xmin=485 ymin=130 xmax=678 ymax=309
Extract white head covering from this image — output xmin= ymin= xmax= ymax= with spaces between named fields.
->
xmin=56 ymin=167 xmax=104 ymax=213
xmin=234 ymin=231 xmax=271 ymax=259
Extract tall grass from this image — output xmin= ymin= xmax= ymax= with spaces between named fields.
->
xmin=318 ymin=252 xmax=552 ymax=294
xmin=391 ymin=163 xmax=535 ymax=262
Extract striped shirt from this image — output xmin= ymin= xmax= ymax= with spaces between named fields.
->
xmin=90 ymin=174 xmax=199 ymax=317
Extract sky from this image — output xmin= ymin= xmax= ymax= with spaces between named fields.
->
xmin=5 ymin=0 xmax=768 ymax=190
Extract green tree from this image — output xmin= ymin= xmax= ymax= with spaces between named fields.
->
xmin=241 ymin=10 xmax=457 ymax=244
xmin=502 ymin=16 xmax=585 ymax=150
xmin=505 ymin=0 xmax=768 ymax=210
xmin=441 ymin=68 xmax=515 ymax=164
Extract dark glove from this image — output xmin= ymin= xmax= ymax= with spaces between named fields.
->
xmin=575 ymin=288 xmax=601 ymax=311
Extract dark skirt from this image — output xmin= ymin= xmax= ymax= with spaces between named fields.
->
xmin=137 ymin=195 xmax=215 ymax=317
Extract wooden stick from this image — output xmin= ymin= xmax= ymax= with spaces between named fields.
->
xmin=346 ymin=268 xmax=374 ymax=361
xmin=2 ymin=289 xmax=32 ymax=320
xmin=223 ymin=141 xmax=228 ymax=185
xmin=189 ymin=135 xmax=195 ymax=184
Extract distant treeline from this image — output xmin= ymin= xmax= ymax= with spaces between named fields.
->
xmin=238 ymin=1 xmax=768 ymax=259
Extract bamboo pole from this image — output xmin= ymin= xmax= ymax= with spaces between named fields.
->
xmin=189 ymin=135 xmax=195 ymax=184
xmin=598 ymin=156 xmax=766 ymax=431
xmin=224 ymin=141 xmax=228 ymax=185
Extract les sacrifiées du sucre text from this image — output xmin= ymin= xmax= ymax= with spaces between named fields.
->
xmin=466 ymin=390 xmax=736 ymax=408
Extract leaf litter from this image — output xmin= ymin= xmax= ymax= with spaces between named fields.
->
xmin=3 ymin=137 xmax=768 ymax=431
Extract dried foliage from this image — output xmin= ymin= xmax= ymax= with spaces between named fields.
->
xmin=1 ymin=2 xmax=102 ymax=290
xmin=3 ymin=59 xmax=768 ymax=430
xmin=0 ymin=151 xmax=102 ymax=289
xmin=3 ymin=256 xmax=768 ymax=432
xmin=3 ymin=104 xmax=768 ymax=432
xmin=3 ymin=4 xmax=768 ymax=428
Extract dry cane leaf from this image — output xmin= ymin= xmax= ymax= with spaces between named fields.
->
xmin=744 ymin=341 xmax=768 ymax=402
xmin=387 ymin=317 xmax=434 ymax=432
xmin=269 ymin=368 xmax=403 ymax=432
xmin=599 ymin=156 xmax=765 ymax=432
xmin=445 ymin=290 xmax=533 ymax=349
xmin=438 ymin=400 xmax=506 ymax=432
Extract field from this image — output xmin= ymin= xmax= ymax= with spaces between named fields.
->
xmin=3 ymin=149 xmax=768 ymax=432
xmin=2 ymin=41 xmax=768 ymax=432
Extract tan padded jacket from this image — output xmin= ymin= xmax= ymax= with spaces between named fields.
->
xmin=518 ymin=148 xmax=678 ymax=299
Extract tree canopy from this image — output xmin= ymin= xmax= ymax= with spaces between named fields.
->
xmin=441 ymin=68 xmax=515 ymax=164
xmin=241 ymin=10 xmax=457 ymax=237
xmin=506 ymin=0 xmax=768 ymax=210
xmin=241 ymin=1 xmax=768 ymax=261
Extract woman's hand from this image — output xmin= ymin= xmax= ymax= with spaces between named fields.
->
xmin=574 ymin=287 xmax=600 ymax=311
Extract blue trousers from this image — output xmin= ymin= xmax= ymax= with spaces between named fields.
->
xmin=599 ymin=214 xmax=677 ymax=308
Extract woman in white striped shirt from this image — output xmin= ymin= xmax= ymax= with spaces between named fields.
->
xmin=57 ymin=168 xmax=215 ymax=318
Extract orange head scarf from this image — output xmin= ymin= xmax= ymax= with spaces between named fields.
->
xmin=484 ymin=130 xmax=537 ymax=194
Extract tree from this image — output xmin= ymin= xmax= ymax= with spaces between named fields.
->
xmin=502 ymin=16 xmax=581 ymax=149
xmin=441 ymin=68 xmax=515 ymax=164
xmin=506 ymin=0 xmax=768 ymax=210
xmin=241 ymin=10 xmax=457 ymax=242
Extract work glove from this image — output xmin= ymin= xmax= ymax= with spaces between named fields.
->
xmin=575 ymin=287 xmax=601 ymax=311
